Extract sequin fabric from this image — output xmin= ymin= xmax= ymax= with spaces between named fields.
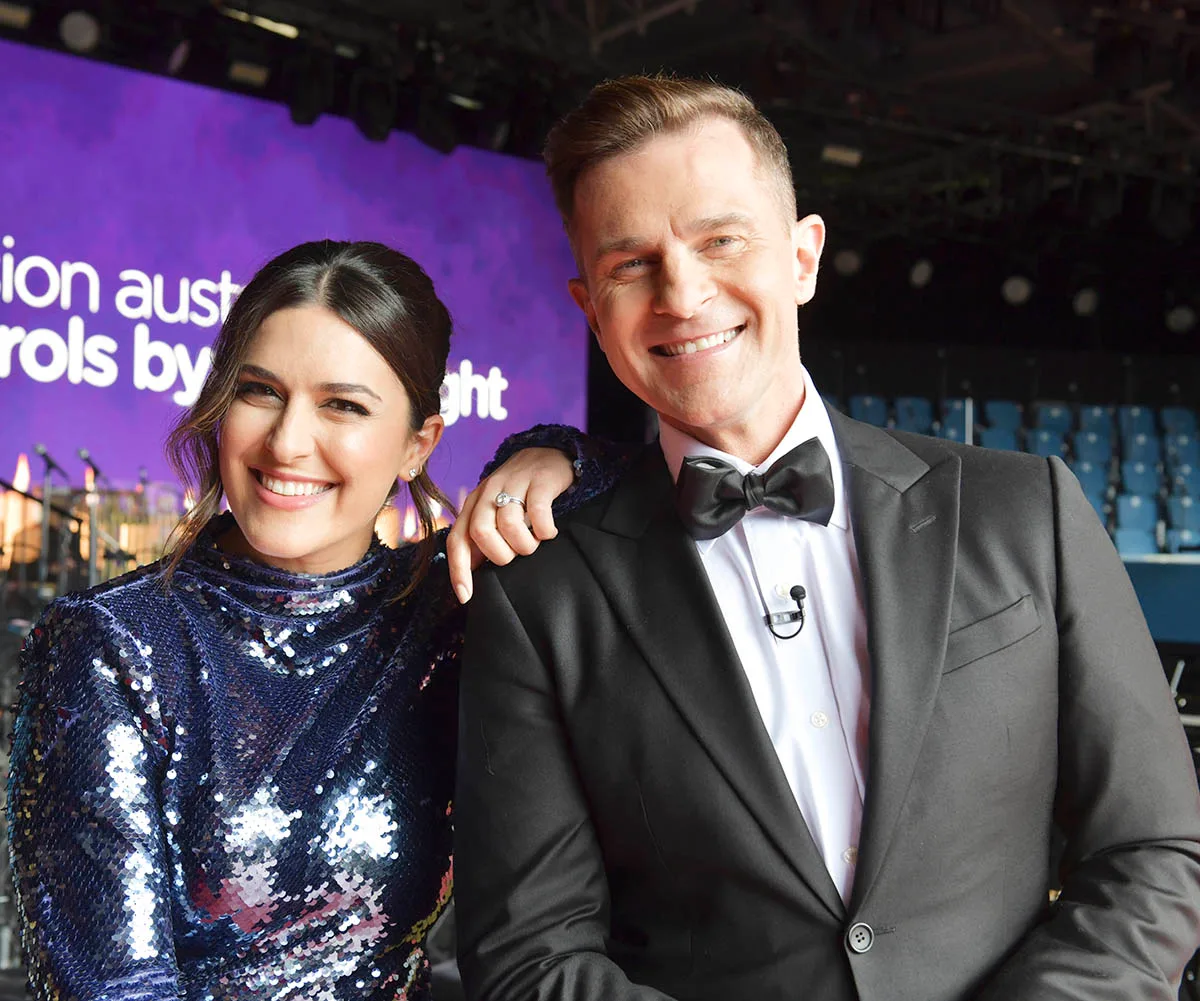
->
xmin=8 ymin=426 xmax=631 ymax=1001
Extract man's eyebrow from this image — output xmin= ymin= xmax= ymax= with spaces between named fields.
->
xmin=592 ymin=214 xmax=754 ymax=265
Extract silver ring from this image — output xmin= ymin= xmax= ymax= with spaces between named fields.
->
xmin=494 ymin=491 xmax=527 ymax=510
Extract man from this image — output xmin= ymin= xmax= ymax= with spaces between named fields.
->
xmin=453 ymin=74 xmax=1200 ymax=1000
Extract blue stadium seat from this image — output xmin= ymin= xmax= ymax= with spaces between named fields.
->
xmin=1121 ymin=461 xmax=1159 ymax=496
xmin=850 ymin=395 xmax=888 ymax=427
xmin=1161 ymin=406 xmax=1198 ymax=435
xmin=1115 ymin=528 xmax=1159 ymax=556
xmin=1167 ymin=494 xmax=1200 ymax=532
xmin=1034 ymin=402 xmax=1072 ymax=433
xmin=1073 ymin=431 xmax=1112 ymax=465
xmin=1079 ymin=405 xmax=1115 ymax=433
xmin=1070 ymin=460 xmax=1108 ymax=497
xmin=1166 ymin=434 xmax=1200 ymax=468
xmin=1026 ymin=429 xmax=1066 ymax=459
xmin=1118 ymin=405 xmax=1157 ymax=438
xmin=1171 ymin=464 xmax=1200 ymax=496
xmin=1083 ymin=489 xmax=1108 ymax=524
xmin=1123 ymin=433 xmax=1162 ymax=465
xmin=1166 ymin=528 xmax=1200 ymax=554
xmin=939 ymin=399 xmax=968 ymax=441
xmin=894 ymin=396 xmax=934 ymax=434
xmin=979 ymin=427 xmax=1018 ymax=451
xmin=1116 ymin=493 xmax=1157 ymax=532
xmin=983 ymin=400 xmax=1022 ymax=431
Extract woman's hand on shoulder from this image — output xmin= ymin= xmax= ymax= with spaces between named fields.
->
xmin=446 ymin=447 xmax=575 ymax=604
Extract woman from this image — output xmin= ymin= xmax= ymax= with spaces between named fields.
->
xmin=7 ymin=240 xmax=621 ymax=1000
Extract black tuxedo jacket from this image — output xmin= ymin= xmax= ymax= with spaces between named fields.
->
xmin=455 ymin=409 xmax=1200 ymax=1001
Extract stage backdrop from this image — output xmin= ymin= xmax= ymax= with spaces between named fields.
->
xmin=0 ymin=38 xmax=584 ymax=512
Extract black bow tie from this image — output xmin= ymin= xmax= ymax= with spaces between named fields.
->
xmin=674 ymin=438 xmax=835 ymax=541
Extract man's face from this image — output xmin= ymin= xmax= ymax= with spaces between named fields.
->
xmin=568 ymin=117 xmax=824 ymax=460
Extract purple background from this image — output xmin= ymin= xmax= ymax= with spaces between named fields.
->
xmin=0 ymin=38 xmax=584 ymax=507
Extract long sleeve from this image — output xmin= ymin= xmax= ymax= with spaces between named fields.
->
xmin=454 ymin=571 xmax=676 ymax=1001
xmin=8 ymin=597 xmax=181 ymax=1001
xmin=973 ymin=456 xmax=1200 ymax=1000
xmin=480 ymin=423 xmax=635 ymax=513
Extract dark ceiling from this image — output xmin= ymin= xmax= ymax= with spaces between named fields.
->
xmin=4 ymin=0 xmax=1199 ymax=257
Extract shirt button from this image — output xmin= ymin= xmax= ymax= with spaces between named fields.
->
xmin=774 ymin=583 xmax=790 ymax=599
xmin=846 ymin=921 xmax=874 ymax=954
xmin=843 ymin=846 xmax=858 ymax=865
xmin=811 ymin=711 xmax=830 ymax=729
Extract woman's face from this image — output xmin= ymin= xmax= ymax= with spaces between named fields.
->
xmin=217 ymin=304 xmax=443 ymax=575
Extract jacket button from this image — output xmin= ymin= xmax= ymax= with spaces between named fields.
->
xmin=846 ymin=921 xmax=874 ymax=954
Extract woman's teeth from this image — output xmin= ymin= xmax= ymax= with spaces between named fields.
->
xmin=258 ymin=473 xmax=332 ymax=497
xmin=659 ymin=327 xmax=742 ymax=357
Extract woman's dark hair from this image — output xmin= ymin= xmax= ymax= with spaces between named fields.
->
xmin=164 ymin=240 xmax=454 ymax=593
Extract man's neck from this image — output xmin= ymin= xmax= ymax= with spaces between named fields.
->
xmin=662 ymin=381 xmax=808 ymax=467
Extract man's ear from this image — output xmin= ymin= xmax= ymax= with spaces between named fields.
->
xmin=569 ymin=277 xmax=603 ymax=345
xmin=793 ymin=214 xmax=826 ymax=307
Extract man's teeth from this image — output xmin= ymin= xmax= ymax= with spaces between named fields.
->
xmin=259 ymin=474 xmax=332 ymax=497
xmin=660 ymin=327 xmax=741 ymax=357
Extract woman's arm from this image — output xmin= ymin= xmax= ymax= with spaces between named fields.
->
xmin=446 ymin=424 xmax=636 ymax=602
xmin=8 ymin=597 xmax=181 ymax=1001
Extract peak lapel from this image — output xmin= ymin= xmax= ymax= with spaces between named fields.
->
xmin=828 ymin=413 xmax=961 ymax=914
xmin=568 ymin=448 xmax=844 ymax=919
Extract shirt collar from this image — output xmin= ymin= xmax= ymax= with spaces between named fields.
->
xmin=658 ymin=364 xmax=849 ymax=534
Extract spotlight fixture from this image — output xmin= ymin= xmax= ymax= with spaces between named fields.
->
xmin=59 ymin=9 xmax=100 ymax=53
xmin=1001 ymin=275 xmax=1033 ymax=306
xmin=832 ymin=249 xmax=862 ymax=277
xmin=350 ymin=67 xmax=397 ymax=142
xmin=285 ymin=51 xmax=334 ymax=126
xmin=0 ymin=2 xmax=32 ymax=30
xmin=1166 ymin=304 xmax=1197 ymax=334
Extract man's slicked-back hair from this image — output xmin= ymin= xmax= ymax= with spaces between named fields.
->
xmin=543 ymin=74 xmax=797 ymax=234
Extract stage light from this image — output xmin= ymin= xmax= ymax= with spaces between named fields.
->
xmin=1001 ymin=275 xmax=1033 ymax=305
xmin=0 ymin=3 xmax=32 ymax=30
xmin=1072 ymin=287 xmax=1099 ymax=317
xmin=832 ymin=249 xmax=862 ymax=277
xmin=909 ymin=258 xmax=933 ymax=289
xmin=220 ymin=6 xmax=299 ymax=40
xmin=285 ymin=52 xmax=334 ymax=126
xmin=1166 ymin=304 xmax=1197 ymax=334
xmin=351 ymin=68 xmax=397 ymax=142
xmin=228 ymin=60 xmax=270 ymax=88
xmin=821 ymin=145 xmax=863 ymax=168
xmin=59 ymin=10 xmax=100 ymax=53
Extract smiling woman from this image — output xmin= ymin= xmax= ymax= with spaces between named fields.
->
xmin=6 ymin=240 xmax=625 ymax=1001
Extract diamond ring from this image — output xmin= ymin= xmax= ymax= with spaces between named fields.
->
xmin=494 ymin=491 xmax=527 ymax=510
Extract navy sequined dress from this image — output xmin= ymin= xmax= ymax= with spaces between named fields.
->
xmin=7 ymin=429 xmax=627 ymax=1001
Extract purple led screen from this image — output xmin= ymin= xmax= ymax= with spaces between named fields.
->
xmin=0 ymin=38 xmax=584 ymax=507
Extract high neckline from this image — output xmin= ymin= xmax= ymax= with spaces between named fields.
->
xmin=176 ymin=513 xmax=399 ymax=616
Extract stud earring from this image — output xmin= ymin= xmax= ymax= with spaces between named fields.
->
xmin=408 ymin=467 xmax=420 ymax=479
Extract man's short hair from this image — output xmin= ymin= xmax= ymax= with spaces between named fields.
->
xmin=543 ymin=74 xmax=797 ymax=236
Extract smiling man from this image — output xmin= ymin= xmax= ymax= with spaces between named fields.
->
xmin=454 ymin=75 xmax=1200 ymax=1001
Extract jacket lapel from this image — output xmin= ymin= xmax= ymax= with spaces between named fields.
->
xmin=828 ymin=411 xmax=962 ymax=914
xmin=568 ymin=447 xmax=845 ymax=919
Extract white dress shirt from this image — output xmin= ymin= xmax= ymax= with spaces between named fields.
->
xmin=659 ymin=367 xmax=872 ymax=903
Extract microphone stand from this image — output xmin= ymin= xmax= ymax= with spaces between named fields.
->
xmin=34 ymin=444 xmax=70 ymax=590
xmin=78 ymin=448 xmax=104 ymax=588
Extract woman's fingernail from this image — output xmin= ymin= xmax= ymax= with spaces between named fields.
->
xmin=455 ymin=584 xmax=471 ymax=604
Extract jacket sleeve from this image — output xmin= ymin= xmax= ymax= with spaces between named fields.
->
xmin=974 ymin=456 xmax=1200 ymax=1000
xmin=8 ymin=597 xmax=181 ymax=1001
xmin=454 ymin=569 xmax=677 ymax=1001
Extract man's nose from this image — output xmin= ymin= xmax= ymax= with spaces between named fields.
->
xmin=653 ymin=252 xmax=717 ymax=319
